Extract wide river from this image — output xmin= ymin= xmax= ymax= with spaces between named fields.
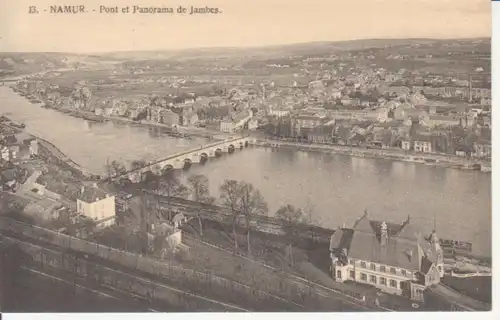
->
xmin=0 ymin=86 xmax=491 ymax=256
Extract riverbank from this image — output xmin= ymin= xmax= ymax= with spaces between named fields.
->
xmin=40 ymin=102 xmax=227 ymax=141
xmin=36 ymin=135 xmax=100 ymax=180
xmin=0 ymin=117 xmax=99 ymax=180
xmin=255 ymin=139 xmax=491 ymax=172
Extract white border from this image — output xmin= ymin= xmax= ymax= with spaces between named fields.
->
xmin=2 ymin=2 xmax=497 ymax=320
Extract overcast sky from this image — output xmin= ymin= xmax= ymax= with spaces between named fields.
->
xmin=0 ymin=0 xmax=491 ymax=52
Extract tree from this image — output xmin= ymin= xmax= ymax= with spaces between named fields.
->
xmin=105 ymin=160 xmax=126 ymax=178
xmin=187 ymin=174 xmax=215 ymax=237
xmin=302 ymin=199 xmax=318 ymax=244
xmin=131 ymin=159 xmax=147 ymax=170
xmin=276 ymin=204 xmax=305 ymax=266
xmin=237 ymin=182 xmax=268 ymax=255
xmin=219 ymin=180 xmax=243 ymax=253
xmin=79 ymin=218 xmax=97 ymax=238
xmin=157 ymin=169 xmax=188 ymax=220
xmin=80 ymin=87 xmax=92 ymax=109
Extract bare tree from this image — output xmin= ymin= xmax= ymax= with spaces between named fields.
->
xmin=219 ymin=179 xmax=243 ymax=253
xmin=276 ymin=204 xmax=305 ymax=267
xmin=131 ymin=159 xmax=147 ymax=170
xmin=237 ymin=182 xmax=268 ymax=255
xmin=158 ymin=168 xmax=188 ymax=220
xmin=187 ymin=174 xmax=215 ymax=237
xmin=302 ymin=198 xmax=318 ymax=244
xmin=80 ymin=87 xmax=92 ymax=109
xmin=105 ymin=160 xmax=127 ymax=178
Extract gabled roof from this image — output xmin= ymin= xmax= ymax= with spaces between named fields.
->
xmin=79 ymin=186 xmax=109 ymax=204
xmin=331 ymin=212 xmax=437 ymax=272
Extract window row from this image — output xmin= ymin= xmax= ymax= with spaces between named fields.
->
xmin=352 ymin=260 xmax=407 ymax=276
xmin=355 ymin=272 xmax=400 ymax=288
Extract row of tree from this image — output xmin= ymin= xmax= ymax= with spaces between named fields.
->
xmin=108 ymin=162 xmax=314 ymax=259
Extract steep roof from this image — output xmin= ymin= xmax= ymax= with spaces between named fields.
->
xmin=79 ymin=186 xmax=109 ymax=203
xmin=332 ymin=213 xmax=436 ymax=272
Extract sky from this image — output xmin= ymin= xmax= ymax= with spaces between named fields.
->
xmin=0 ymin=0 xmax=492 ymax=52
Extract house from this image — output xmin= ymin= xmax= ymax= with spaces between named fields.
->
xmin=372 ymin=127 xmax=395 ymax=148
xmin=269 ymin=107 xmax=291 ymax=118
xmin=219 ymin=110 xmax=252 ymax=133
xmin=307 ymin=125 xmax=334 ymax=144
xmin=153 ymin=222 xmax=182 ymax=248
xmin=401 ymin=140 xmax=411 ymax=151
xmin=421 ymin=115 xmax=460 ymax=128
xmin=327 ymin=88 xmax=343 ymax=99
xmin=172 ymin=213 xmax=188 ymax=229
xmin=248 ymin=118 xmax=259 ymax=131
xmin=473 ymin=141 xmax=492 ymax=158
xmin=384 ymin=86 xmax=411 ymax=98
xmin=413 ymin=137 xmax=432 ymax=153
xmin=220 ymin=119 xmax=235 ymax=133
xmin=293 ymin=114 xmax=328 ymax=137
xmin=394 ymin=104 xmax=428 ymax=121
xmin=160 ymin=109 xmax=180 ymax=126
xmin=76 ymin=186 xmax=116 ymax=228
xmin=181 ymin=110 xmax=199 ymax=127
xmin=330 ymin=108 xmax=389 ymax=123
xmin=455 ymin=145 xmax=473 ymax=157
xmin=330 ymin=212 xmax=444 ymax=302
xmin=1 ymin=146 xmax=18 ymax=162
xmin=340 ymin=96 xmax=359 ymax=106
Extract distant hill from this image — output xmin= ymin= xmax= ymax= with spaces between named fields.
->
xmin=0 ymin=52 xmax=122 ymax=77
xmin=0 ymin=38 xmax=490 ymax=76
xmin=98 ymin=38 xmax=490 ymax=61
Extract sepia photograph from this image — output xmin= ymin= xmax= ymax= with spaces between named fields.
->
xmin=0 ymin=0 xmax=493 ymax=314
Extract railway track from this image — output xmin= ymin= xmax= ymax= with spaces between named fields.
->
xmin=1 ymin=234 xmax=250 ymax=312
xmin=143 ymin=192 xmax=333 ymax=242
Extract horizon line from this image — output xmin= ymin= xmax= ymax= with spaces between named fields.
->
xmin=0 ymin=36 xmax=491 ymax=55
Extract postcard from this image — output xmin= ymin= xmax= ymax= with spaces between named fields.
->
xmin=0 ymin=0 xmax=493 ymax=315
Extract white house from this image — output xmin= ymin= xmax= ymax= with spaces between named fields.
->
xmin=76 ymin=186 xmax=116 ymax=227
xmin=330 ymin=212 xmax=444 ymax=302
xmin=269 ymin=107 xmax=291 ymax=118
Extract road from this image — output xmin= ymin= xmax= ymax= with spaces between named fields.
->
xmin=0 ymin=232 xmax=252 ymax=312
xmin=1 ymin=264 xmax=160 ymax=313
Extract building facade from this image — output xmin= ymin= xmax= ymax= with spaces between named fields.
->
xmin=330 ymin=108 xmax=389 ymax=123
xmin=330 ymin=212 xmax=444 ymax=302
xmin=414 ymin=140 xmax=432 ymax=153
xmin=77 ymin=186 xmax=116 ymax=227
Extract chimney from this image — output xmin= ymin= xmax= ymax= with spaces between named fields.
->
xmin=380 ymin=221 xmax=388 ymax=246
xmin=80 ymin=185 xmax=85 ymax=195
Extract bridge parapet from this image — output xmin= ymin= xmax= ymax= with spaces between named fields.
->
xmin=114 ymin=136 xmax=256 ymax=182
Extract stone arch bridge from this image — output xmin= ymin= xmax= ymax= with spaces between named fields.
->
xmin=113 ymin=136 xmax=257 ymax=183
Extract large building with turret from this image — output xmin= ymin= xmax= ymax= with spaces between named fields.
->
xmin=329 ymin=212 xmax=444 ymax=302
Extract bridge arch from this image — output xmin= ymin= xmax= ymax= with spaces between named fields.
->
xmin=183 ymin=158 xmax=192 ymax=170
xmin=214 ymin=148 xmax=223 ymax=158
xmin=118 ymin=176 xmax=132 ymax=186
xmin=200 ymin=152 xmax=208 ymax=164
xmin=141 ymin=170 xmax=156 ymax=183
xmin=160 ymin=164 xmax=174 ymax=174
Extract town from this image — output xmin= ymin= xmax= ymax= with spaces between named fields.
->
xmin=0 ymin=38 xmax=492 ymax=312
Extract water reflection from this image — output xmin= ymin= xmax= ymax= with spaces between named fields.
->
xmin=0 ymin=86 xmax=491 ymax=256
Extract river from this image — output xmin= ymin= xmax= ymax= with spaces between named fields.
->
xmin=0 ymin=86 xmax=208 ymax=175
xmin=0 ymin=86 xmax=491 ymax=256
